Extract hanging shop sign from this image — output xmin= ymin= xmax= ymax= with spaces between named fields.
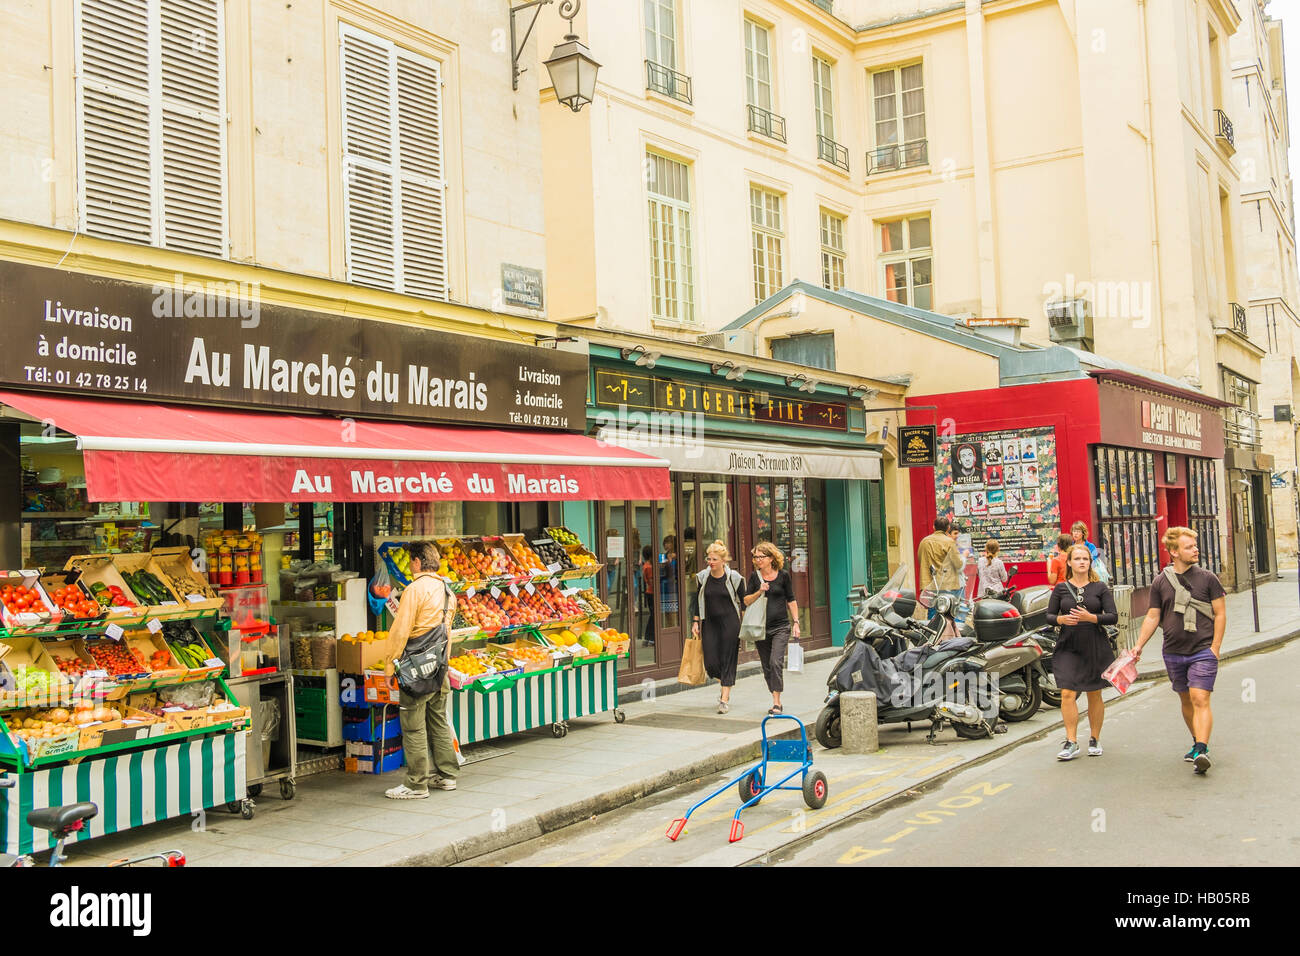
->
xmin=898 ymin=425 xmax=937 ymax=467
xmin=592 ymin=368 xmax=848 ymax=432
xmin=934 ymin=425 xmax=1062 ymax=562
xmin=0 ymin=260 xmax=586 ymax=430
xmin=1096 ymin=382 xmax=1225 ymax=458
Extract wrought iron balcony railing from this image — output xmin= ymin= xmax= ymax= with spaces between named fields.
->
xmin=866 ymin=139 xmax=929 ymax=175
xmin=645 ymin=60 xmax=692 ymax=105
xmin=1230 ymin=301 xmax=1248 ymax=337
xmin=1215 ymin=109 xmax=1235 ymax=149
xmin=747 ymin=104 xmax=787 ymax=143
xmin=817 ymin=134 xmax=849 ymax=172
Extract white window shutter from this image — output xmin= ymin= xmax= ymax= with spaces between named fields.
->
xmin=396 ymin=52 xmax=446 ymax=300
xmin=77 ymin=0 xmax=153 ymax=244
xmin=341 ymin=27 xmax=398 ymax=291
xmin=76 ymin=0 xmax=227 ymax=256
xmin=159 ymin=0 xmax=226 ymax=256
xmin=340 ymin=26 xmax=447 ymax=300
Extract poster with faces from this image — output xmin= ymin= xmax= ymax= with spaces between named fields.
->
xmin=954 ymin=492 xmax=972 ymax=517
xmin=1107 ymin=448 xmax=1121 ymax=516
xmin=971 ymin=491 xmax=988 ymax=515
xmin=1022 ymin=463 xmax=1040 ymax=487
xmin=1145 ymin=453 xmax=1157 ymax=511
xmin=951 ymin=442 xmax=984 ymax=491
xmin=983 ymin=441 xmax=1003 ymax=465
xmin=1020 ymin=439 xmax=1037 ymax=463
xmin=1004 ymin=488 xmax=1024 ymax=514
xmin=984 ymin=465 xmax=1004 ymax=488
xmin=1118 ymin=451 xmax=1131 ymax=516
xmin=1004 ymin=464 xmax=1021 ymax=487
xmin=1002 ymin=440 xmax=1021 ymax=463
xmin=1127 ymin=451 xmax=1139 ymax=515
xmin=1022 ymin=487 xmax=1042 ymax=512
xmin=1134 ymin=453 xmax=1148 ymax=515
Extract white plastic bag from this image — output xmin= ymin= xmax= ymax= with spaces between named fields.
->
xmin=786 ymin=640 xmax=804 ymax=674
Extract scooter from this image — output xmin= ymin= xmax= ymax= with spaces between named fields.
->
xmin=816 ymin=567 xmax=1045 ymax=748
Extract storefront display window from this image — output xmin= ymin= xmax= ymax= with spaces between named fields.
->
xmin=1093 ymin=446 xmax=1159 ymax=587
xmin=1189 ymin=457 xmax=1223 ymax=574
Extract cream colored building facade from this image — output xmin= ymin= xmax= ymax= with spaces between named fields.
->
xmin=1231 ymin=0 xmax=1300 ymax=568
xmin=541 ymin=0 xmax=1275 ymax=585
xmin=0 ymin=0 xmax=557 ymax=341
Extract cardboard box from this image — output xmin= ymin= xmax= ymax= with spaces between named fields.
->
xmin=158 ymin=707 xmax=210 ymax=733
xmin=205 ymin=697 xmax=250 ymax=727
xmin=63 ymin=555 xmax=141 ymax=616
xmin=0 ymin=571 xmax=61 ymax=630
xmin=148 ymin=546 xmax=225 ymax=612
xmin=37 ymin=572 xmax=104 ymax=627
xmin=336 ymin=632 xmax=397 ymax=675
xmin=110 ymin=553 xmax=185 ymax=613
xmin=26 ymin=729 xmax=81 ymax=760
xmin=362 ymin=669 xmax=399 ymax=704
xmin=0 ymin=638 xmax=73 ymax=708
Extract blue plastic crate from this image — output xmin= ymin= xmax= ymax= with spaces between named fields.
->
xmin=350 ymin=748 xmax=405 ymax=775
xmin=343 ymin=713 xmax=402 ymax=743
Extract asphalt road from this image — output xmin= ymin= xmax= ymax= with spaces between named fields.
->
xmin=770 ymin=640 xmax=1299 ymax=867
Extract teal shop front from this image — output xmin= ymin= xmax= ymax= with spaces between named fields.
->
xmin=568 ymin=353 xmax=887 ymax=686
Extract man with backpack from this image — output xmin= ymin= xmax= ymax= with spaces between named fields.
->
xmin=385 ymin=540 xmax=459 ymax=799
xmin=1132 ymin=527 xmax=1226 ymax=775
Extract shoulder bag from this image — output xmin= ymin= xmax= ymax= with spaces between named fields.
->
xmin=394 ymin=587 xmax=450 ymax=697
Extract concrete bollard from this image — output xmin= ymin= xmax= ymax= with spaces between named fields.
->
xmin=840 ymin=691 xmax=879 ymax=754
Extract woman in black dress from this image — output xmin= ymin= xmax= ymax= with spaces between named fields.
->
xmin=690 ymin=541 xmax=747 ymax=713
xmin=742 ymin=541 xmax=800 ymax=715
xmin=1046 ymin=544 xmax=1117 ymax=761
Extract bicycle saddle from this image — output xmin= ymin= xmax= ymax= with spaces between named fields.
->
xmin=26 ymin=803 xmax=98 ymax=833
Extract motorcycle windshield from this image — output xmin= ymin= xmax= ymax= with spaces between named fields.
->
xmin=864 ymin=565 xmax=912 ymax=613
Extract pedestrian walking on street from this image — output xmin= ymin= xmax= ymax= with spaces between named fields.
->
xmin=1132 ymin=526 xmax=1226 ymax=774
xmin=640 ymin=545 xmax=655 ymax=646
xmin=1045 ymin=533 xmax=1072 ymax=587
xmin=385 ymin=540 xmax=459 ymax=799
xmin=691 ymin=540 xmax=747 ymax=714
xmin=1046 ymin=544 xmax=1117 ymax=761
xmin=1071 ymin=521 xmax=1100 ymax=562
xmin=743 ymin=542 xmax=800 ymax=715
xmin=917 ymin=516 xmax=964 ymax=622
xmin=977 ymin=538 xmax=1008 ymax=598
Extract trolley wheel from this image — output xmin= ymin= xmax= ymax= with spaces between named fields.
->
xmin=551 ymin=721 xmax=568 ymax=738
xmin=225 ymin=801 xmax=240 ymax=814
xmin=280 ymin=778 xmax=296 ymax=800
xmin=239 ymin=799 xmax=255 ymax=820
xmin=613 ymin=708 xmax=627 ymax=724
xmin=737 ymin=769 xmax=764 ymax=806
xmin=802 ymin=770 xmax=829 ymax=810
xmin=247 ymin=784 xmax=263 ymax=798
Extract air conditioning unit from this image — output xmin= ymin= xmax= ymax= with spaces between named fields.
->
xmin=1045 ymin=297 xmax=1092 ymax=345
xmin=697 ymin=329 xmax=757 ymax=355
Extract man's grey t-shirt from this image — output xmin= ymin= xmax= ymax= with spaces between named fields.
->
xmin=1148 ymin=565 xmax=1225 ymax=656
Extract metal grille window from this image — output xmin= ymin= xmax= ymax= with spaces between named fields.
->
xmin=750 ymin=186 xmax=784 ymax=303
xmin=75 ymin=0 xmax=227 ymax=257
xmin=820 ymin=209 xmax=845 ymax=291
xmin=878 ymin=215 xmax=931 ymax=309
xmin=870 ymin=63 xmax=927 ymax=171
xmin=340 ymin=25 xmax=447 ymax=299
xmin=743 ymin=18 xmax=772 ymax=111
xmin=644 ymin=0 xmax=676 ymax=69
xmin=646 ymin=153 xmax=695 ymax=323
xmin=1220 ymin=366 xmax=1260 ymax=449
xmin=771 ymin=332 xmax=836 ymax=371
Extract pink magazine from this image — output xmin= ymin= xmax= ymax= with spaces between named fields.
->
xmin=1102 ymin=651 xmax=1138 ymax=694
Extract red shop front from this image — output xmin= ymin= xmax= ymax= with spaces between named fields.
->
xmin=905 ymin=370 xmax=1229 ymax=616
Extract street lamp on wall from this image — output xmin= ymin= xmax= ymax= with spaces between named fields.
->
xmin=510 ymin=0 xmax=601 ymax=112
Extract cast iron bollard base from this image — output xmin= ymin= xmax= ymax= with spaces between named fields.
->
xmin=841 ymin=691 xmax=879 ymax=754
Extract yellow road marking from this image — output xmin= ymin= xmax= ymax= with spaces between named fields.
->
xmin=838 ymin=845 xmax=893 ymax=864
xmin=881 ymin=826 xmax=917 ymax=843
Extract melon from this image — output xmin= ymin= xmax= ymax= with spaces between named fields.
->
xmin=578 ymin=631 xmax=604 ymax=653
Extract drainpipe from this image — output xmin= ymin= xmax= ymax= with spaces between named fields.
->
xmin=1138 ymin=0 xmax=1169 ymax=376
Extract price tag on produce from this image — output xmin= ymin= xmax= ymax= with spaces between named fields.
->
xmin=17 ymin=569 xmax=37 ymax=578
xmin=146 ymin=618 xmax=163 ymax=635
xmin=490 ymin=586 xmax=502 ymax=600
xmin=546 ymin=562 xmax=561 ymax=573
xmin=563 ymin=587 xmax=579 ymax=597
xmin=509 ymin=584 xmax=519 ymax=597
xmin=105 ymin=623 xmax=124 ymax=641
xmin=549 ymin=577 xmax=559 ymax=589
xmin=160 ymin=601 xmax=179 ymax=607
xmin=524 ymin=583 xmax=536 ymax=595
xmin=84 ymin=669 xmax=108 ymax=681
xmin=186 ymin=593 xmax=207 ymax=603
xmin=385 ymin=596 xmax=400 ymax=615
xmin=465 ymin=587 xmax=476 ymax=598
xmin=204 ymin=658 xmax=224 ymax=668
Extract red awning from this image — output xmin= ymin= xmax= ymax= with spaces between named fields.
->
xmin=0 ymin=391 xmax=669 ymax=502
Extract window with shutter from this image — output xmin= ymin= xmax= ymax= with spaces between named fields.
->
xmin=75 ymin=0 xmax=227 ymax=256
xmin=340 ymin=25 xmax=447 ymax=300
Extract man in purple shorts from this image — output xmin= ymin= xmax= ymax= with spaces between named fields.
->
xmin=1133 ymin=527 xmax=1226 ymax=774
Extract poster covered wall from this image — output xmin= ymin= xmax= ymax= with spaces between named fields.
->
xmin=935 ymin=426 xmax=1061 ymax=561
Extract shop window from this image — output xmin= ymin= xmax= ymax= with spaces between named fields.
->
xmin=75 ymin=0 xmax=227 ymax=256
xmin=340 ymin=25 xmax=447 ymax=299
xmin=771 ymin=332 xmax=836 ymax=372
xmin=1092 ymin=446 xmax=1169 ymax=587
xmin=877 ymin=215 xmax=932 ymax=309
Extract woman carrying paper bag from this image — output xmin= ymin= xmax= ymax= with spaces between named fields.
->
xmin=687 ymin=541 xmax=747 ymax=711
xmin=742 ymin=542 xmax=800 ymax=715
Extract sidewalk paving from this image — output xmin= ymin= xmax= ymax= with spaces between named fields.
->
xmin=65 ymin=573 xmax=1300 ymax=868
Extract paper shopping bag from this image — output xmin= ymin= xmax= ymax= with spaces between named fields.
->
xmin=677 ymin=635 xmax=707 ymax=686
xmin=1101 ymin=651 xmax=1138 ymax=694
xmin=786 ymin=640 xmax=804 ymax=674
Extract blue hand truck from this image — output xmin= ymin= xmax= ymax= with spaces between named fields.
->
xmin=666 ymin=714 xmax=829 ymax=843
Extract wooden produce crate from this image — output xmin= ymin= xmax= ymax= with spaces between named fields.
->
xmin=149 ymin=546 xmax=225 ymax=612
xmin=0 ymin=638 xmax=72 ymax=708
xmin=500 ymin=534 xmax=549 ymax=579
xmin=63 ymin=555 xmax=141 ymax=617
xmin=36 ymin=572 xmax=104 ymax=629
xmin=40 ymin=639 xmax=99 ymax=689
xmin=110 ymin=553 xmax=186 ymax=614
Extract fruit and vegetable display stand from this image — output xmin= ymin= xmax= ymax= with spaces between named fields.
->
xmin=356 ymin=529 xmax=631 ymax=747
xmin=0 ymin=558 xmax=252 ymax=856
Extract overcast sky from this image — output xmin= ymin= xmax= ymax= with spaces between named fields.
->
xmin=1267 ymin=1 xmax=1300 ymax=176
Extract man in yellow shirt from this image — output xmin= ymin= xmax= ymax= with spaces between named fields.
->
xmin=917 ymin=516 xmax=965 ymax=621
xmin=384 ymin=541 xmax=459 ymax=800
